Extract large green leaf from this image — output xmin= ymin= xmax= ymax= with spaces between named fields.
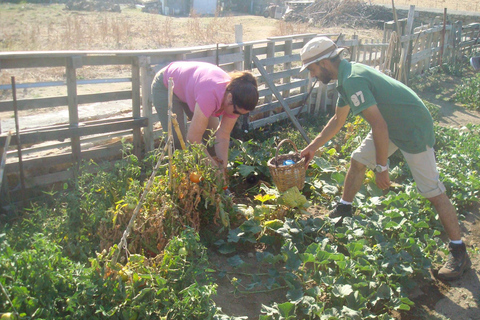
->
xmin=332 ymin=284 xmax=353 ymax=298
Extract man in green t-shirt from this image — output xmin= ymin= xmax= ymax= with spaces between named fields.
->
xmin=299 ymin=36 xmax=471 ymax=281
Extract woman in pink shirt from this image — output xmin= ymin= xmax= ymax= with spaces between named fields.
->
xmin=151 ymin=61 xmax=259 ymax=175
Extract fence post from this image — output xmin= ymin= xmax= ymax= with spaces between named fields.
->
xmin=439 ymin=8 xmax=447 ymax=66
xmin=244 ymin=43 xmax=253 ymax=70
xmin=234 ymin=24 xmax=244 ymax=71
xmin=283 ymin=39 xmax=292 ymax=98
xmin=452 ymin=21 xmax=462 ymax=66
xmin=265 ymin=41 xmax=275 ymax=111
xmin=139 ymin=56 xmax=154 ymax=152
xmin=351 ymin=34 xmax=358 ymax=62
xmin=66 ymin=56 xmax=81 ymax=163
xmin=132 ymin=57 xmax=142 ymax=158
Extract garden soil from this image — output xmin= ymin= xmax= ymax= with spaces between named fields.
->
xmin=1 ymin=5 xmax=480 ymax=319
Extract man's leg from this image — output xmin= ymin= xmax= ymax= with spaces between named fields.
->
xmin=402 ymin=147 xmax=471 ymax=280
xmin=428 ymin=193 xmax=461 ymax=241
xmin=330 ymin=131 xmax=398 ymax=218
xmin=342 ymin=159 xmax=367 ymax=202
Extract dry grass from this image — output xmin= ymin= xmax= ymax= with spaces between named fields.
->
xmin=0 ymin=3 xmax=385 ymax=88
xmin=370 ymin=0 xmax=480 ymax=12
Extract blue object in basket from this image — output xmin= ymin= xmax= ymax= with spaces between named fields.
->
xmin=283 ymin=159 xmax=295 ymax=166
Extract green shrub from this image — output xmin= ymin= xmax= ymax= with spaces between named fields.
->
xmin=454 ymin=73 xmax=480 ymax=110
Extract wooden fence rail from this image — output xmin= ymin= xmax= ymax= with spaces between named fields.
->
xmin=0 ymin=17 xmax=479 ymax=204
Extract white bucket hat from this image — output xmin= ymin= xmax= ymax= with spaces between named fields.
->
xmin=300 ymin=36 xmax=346 ymax=72
xmin=470 ymin=56 xmax=480 ymax=72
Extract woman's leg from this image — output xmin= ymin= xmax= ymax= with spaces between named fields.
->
xmin=151 ymin=69 xmax=188 ymax=149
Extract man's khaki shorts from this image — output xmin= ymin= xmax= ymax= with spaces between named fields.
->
xmin=351 ymin=131 xmax=446 ymax=198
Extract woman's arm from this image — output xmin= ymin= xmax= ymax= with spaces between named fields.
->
xmin=186 ymin=104 xmax=209 ymax=144
xmin=215 ymin=115 xmax=237 ymax=169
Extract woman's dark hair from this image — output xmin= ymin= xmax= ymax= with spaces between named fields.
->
xmin=227 ymin=71 xmax=259 ymax=111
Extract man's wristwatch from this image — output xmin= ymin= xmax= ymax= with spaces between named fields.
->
xmin=374 ymin=164 xmax=389 ymax=173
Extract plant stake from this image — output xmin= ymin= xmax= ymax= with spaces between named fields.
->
xmin=11 ymin=77 xmax=26 ymax=200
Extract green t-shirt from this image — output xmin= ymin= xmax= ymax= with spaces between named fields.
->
xmin=336 ymin=60 xmax=434 ymax=154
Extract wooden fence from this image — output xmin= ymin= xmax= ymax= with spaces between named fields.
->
xmin=0 ymin=17 xmax=479 ymax=205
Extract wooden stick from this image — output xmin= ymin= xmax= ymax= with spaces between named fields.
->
xmin=168 ymin=77 xmax=174 ymax=189
xmin=11 ymin=77 xmax=26 ymax=199
xmin=171 ymin=114 xmax=186 ymax=150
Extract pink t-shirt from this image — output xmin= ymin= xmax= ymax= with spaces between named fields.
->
xmin=162 ymin=61 xmax=236 ymax=119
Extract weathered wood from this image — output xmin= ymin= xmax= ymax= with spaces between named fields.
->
xmin=66 ymin=57 xmax=81 ymax=162
xmin=398 ymin=5 xmax=415 ymax=84
xmin=244 ymin=44 xmax=253 ymax=70
xmin=140 ymin=56 xmax=154 ymax=152
xmin=250 ymin=94 xmax=306 ymax=115
xmin=259 ymin=53 xmax=301 ymax=67
xmin=263 ymin=68 xmax=303 ymax=82
xmin=11 ymin=77 xmax=26 ymax=197
xmin=189 ymin=51 xmax=243 ymax=66
xmin=4 ymin=142 xmax=128 ymax=202
xmin=3 ymin=141 xmax=125 ymax=175
xmin=351 ymin=35 xmax=358 ymax=63
xmin=252 ymin=56 xmax=310 ymax=143
xmin=132 ymin=57 xmax=142 ymax=158
xmin=249 ymin=107 xmax=303 ymax=129
xmin=0 ymin=91 xmax=132 ymax=113
xmin=0 ymin=117 xmax=147 ymax=146
xmin=0 ymin=132 xmax=12 ymax=188
xmin=257 ymin=79 xmax=309 ymax=97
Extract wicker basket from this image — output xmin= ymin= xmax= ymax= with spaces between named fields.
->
xmin=267 ymin=139 xmax=306 ymax=192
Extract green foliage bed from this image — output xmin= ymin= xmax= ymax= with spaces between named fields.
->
xmin=1 ymin=116 xmax=479 ymax=319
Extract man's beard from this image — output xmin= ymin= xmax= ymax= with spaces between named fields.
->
xmin=317 ymin=65 xmax=332 ymax=84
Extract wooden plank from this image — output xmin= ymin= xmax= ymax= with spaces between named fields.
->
xmin=4 ymin=144 xmax=125 ymax=194
xmin=0 ymin=91 xmax=132 ymax=113
xmin=0 ymin=78 xmax=131 ymax=91
xmin=252 ymin=56 xmax=310 ymax=143
xmin=0 ymin=57 xmax=67 ymax=69
xmin=249 ymin=107 xmax=304 ymax=129
xmin=250 ymin=94 xmax=306 ymax=115
xmin=4 ymin=141 xmax=125 ymax=175
xmin=0 ymin=132 xmax=12 ymax=187
xmin=217 ymin=51 xmax=244 ymax=65
xmin=263 ymin=68 xmax=303 ymax=82
xmin=25 ymin=170 xmax=74 ymax=188
xmin=258 ymin=79 xmax=309 ymax=97
xmin=82 ymin=55 xmax=133 ymax=66
xmin=4 ymin=129 xmax=132 ymax=158
xmin=411 ymin=48 xmax=436 ymax=65
xmin=1 ymin=117 xmax=147 ymax=146
xmin=259 ymin=53 xmax=301 ymax=67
